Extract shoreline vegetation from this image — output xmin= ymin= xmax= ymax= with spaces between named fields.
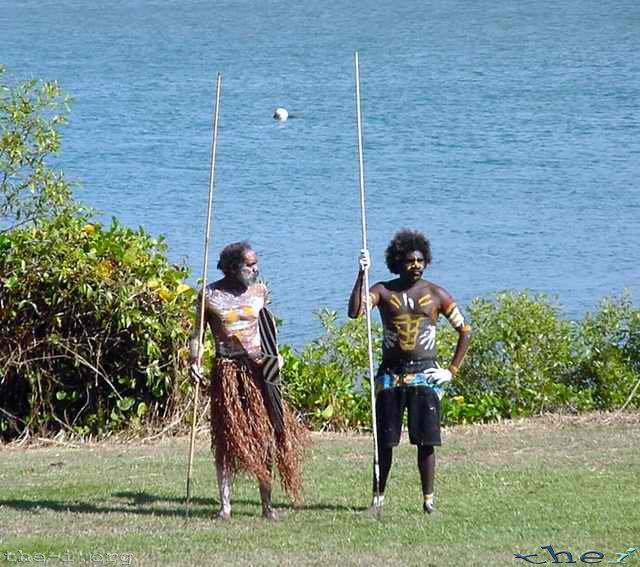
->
xmin=1 ymin=68 xmax=639 ymax=443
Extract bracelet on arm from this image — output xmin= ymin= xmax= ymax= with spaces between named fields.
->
xmin=448 ymin=364 xmax=459 ymax=377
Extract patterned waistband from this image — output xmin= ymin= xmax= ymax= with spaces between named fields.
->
xmin=375 ymin=363 xmax=444 ymax=397
xmin=378 ymin=358 xmax=437 ymax=376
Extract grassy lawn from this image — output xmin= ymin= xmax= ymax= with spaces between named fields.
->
xmin=1 ymin=413 xmax=638 ymax=566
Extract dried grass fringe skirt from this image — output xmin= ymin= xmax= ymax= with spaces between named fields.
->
xmin=210 ymin=356 xmax=306 ymax=502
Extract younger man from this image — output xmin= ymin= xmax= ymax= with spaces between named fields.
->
xmin=348 ymin=229 xmax=471 ymax=514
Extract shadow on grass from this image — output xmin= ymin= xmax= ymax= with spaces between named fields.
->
xmin=112 ymin=491 xmax=367 ymax=513
xmin=0 ymin=497 xmax=216 ymax=520
xmin=0 ymin=491 xmax=366 ymax=520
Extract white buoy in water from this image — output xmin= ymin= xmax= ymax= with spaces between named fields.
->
xmin=273 ymin=107 xmax=289 ymax=121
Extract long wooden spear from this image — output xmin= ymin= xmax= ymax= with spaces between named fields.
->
xmin=354 ymin=52 xmax=381 ymax=512
xmin=186 ymin=72 xmax=222 ymax=517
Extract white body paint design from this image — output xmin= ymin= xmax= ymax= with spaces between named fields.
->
xmin=418 ymin=325 xmax=436 ymax=351
xmin=216 ymin=462 xmax=232 ymax=514
xmin=383 ymin=328 xmax=399 ymax=348
xmin=402 ymin=293 xmax=415 ymax=310
xmin=204 ymin=283 xmax=266 ymax=357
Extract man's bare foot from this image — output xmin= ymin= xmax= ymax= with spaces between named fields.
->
xmin=214 ymin=509 xmax=231 ymax=521
xmin=262 ymin=507 xmax=279 ymax=521
xmin=367 ymin=504 xmax=383 ymax=518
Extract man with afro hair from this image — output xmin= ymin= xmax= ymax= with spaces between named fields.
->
xmin=190 ymin=241 xmax=306 ymax=521
xmin=349 ymin=229 xmax=471 ymax=515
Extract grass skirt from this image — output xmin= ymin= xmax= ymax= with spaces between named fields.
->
xmin=210 ymin=357 xmax=306 ymax=502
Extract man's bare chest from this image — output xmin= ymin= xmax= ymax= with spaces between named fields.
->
xmin=378 ymin=289 xmax=440 ymax=354
xmin=379 ymin=288 xmax=439 ymax=322
xmin=206 ymin=287 xmax=264 ymax=327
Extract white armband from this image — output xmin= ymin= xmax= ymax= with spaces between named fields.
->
xmin=445 ymin=303 xmax=464 ymax=328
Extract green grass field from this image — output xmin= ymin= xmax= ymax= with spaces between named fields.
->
xmin=1 ymin=413 xmax=638 ymax=566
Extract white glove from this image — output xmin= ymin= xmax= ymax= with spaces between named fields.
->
xmin=358 ymin=249 xmax=371 ymax=272
xmin=424 ymin=367 xmax=452 ymax=387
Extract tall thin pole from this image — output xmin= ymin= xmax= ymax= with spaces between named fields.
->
xmin=186 ymin=73 xmax=223 ymax=517
xmin=354 ymin=52 xmax=381 ymax=508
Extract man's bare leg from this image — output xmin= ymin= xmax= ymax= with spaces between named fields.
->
xmin=259 ymin=480 xmax=278 ymax=520
xmin=418 ymin=445 xmax=436 ymax=513
xmin=215 ymin=460 xmax=232 ymax=520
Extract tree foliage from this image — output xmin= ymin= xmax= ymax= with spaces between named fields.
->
xmin=0 ymin=65 xmax=75 ymax=232
xmin=0 ymin=68 xmax=201 ymax=441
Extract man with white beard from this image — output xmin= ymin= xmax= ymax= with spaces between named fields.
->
xmin=190 ymin=241 xmax=305 ymax=521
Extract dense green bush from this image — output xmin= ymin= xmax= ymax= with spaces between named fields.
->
xmin=440 ymin=291 xmax=594 ymax=420
xmin=0 ymin=68 xmax=203 ymax=440
xmin=571 ymin=294 xmax=640 ymax=409
xmin=0 ymin=213 xmax=195 ymax=439
xmin=282 ymin=309 xmax=379 ymax=430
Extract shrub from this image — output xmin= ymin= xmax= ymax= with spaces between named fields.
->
xmin=439 ymin=291 xmax=593 ymax=420
xmin=282 ymin=309 xmax=380 ymax=431
xmin=0 ymin=213 xmax=195 ymax=439
xmin=572 ymin=294 xmax=640 ymax=409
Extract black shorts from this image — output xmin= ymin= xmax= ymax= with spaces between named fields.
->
xmin=376 ymin=386 xmax=441 ymax=447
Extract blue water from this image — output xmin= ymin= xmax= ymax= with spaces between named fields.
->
xmin=3 ymin=0 xmax=639 ymax=345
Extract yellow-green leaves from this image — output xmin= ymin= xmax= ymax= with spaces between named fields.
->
xmin=1 ymin=67 xmax=75 ymax=229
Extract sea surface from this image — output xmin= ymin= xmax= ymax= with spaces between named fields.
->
xmin=3 ymin=0 xmax=639 ymax=346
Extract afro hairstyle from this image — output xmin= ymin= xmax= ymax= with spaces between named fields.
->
xmin=384 ymin=229 xmax=432 ymax=274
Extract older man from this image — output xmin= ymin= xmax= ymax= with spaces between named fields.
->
xmin=190 ymin=241 xmax=305 ymax=521
xmin=349 ymin=229 xmax=471 ymax=515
